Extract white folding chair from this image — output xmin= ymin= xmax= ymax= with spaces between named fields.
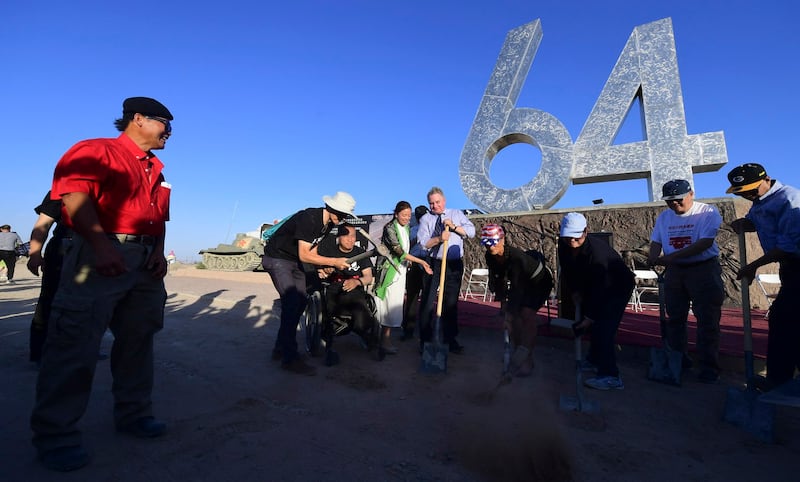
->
xmin=462 ymin=268 xmax=491 ymax=302
xmin=632 ymin=270 xmax=659 ymax=312
xmin=756 ymin=273 xmax=781 ymax=316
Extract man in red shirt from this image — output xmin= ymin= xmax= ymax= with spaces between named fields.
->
xmin=31 ymin=97 xmax=174 ymax=472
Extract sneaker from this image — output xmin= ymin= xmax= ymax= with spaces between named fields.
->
xmin=516 ymin=358 xmax=534 ymax=377
xmin=509 ymin=346 xmax=530 ymax=374
xmin=117 ymin=416 xmax=167 ymax=438
xmin=697 ymin=369 xmax=719 ymax=384
xmin=584 ymin=376 xmax=624 ymax=390
xmin=381 ymin=344 xmax=399 ymax=355
xmin=39 ymin=445 xmax=90 ymax=472
xmin=750 ymin=375 xmax=777 ymax=393
xmin=579 ymin=359 xmax=598 ymax=373
xmin=281 ymin=357 xmax=316 ymax=376
xmin=448 ymin=340 xmax=465 ymax=355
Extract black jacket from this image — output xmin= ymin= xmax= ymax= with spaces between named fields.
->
xmin=558 ymin=236 xmax=635 ymax=320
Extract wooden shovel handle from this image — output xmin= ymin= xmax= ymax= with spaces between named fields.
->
xmin=737 ymin=230 xmax=754 ymax=381
xmin=436 ymin=237 xmax=448 ymax=317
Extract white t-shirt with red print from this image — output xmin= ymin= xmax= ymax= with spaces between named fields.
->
xmin=650 ymin=201 xmax=722 ymax=263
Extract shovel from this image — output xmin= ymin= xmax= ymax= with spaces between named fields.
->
xmin=502 ymin=325 xmax=512 ymax=376
xmin=419 ymin=237 xmax=449 ymax=373
xmin=723 ymin=230 xmax=775 ymax=442
xmin=556 ymin=303 xmax=599 ymax=413
xmin=647 ymin=266 xmax=683 ymax=386
xmin=474 ymin=325 xmax=514 ymax=405
xmin=355 ymin=227 xmax=400 ymax=271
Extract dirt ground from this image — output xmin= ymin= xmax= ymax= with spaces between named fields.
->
xmin=1 ymin=262 xmax=798 ymax=481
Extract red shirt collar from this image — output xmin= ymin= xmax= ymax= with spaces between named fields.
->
xmin=116 ymin=133 xmax=155 ymax=161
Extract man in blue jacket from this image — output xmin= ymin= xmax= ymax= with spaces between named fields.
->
xmin=727 ymin=163 xmax=800 ymax=391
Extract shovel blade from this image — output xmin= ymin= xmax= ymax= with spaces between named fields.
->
xmin=647 ymin=347 xmax=682 ymax=386
xmin=419 ymin=342 xmax=448 ymax=373
xmin=723 ymin=387 xmax=775 ymax=442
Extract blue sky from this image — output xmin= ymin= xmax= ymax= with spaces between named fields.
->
xmin=2 ymin=1 xmax=797 ymax=261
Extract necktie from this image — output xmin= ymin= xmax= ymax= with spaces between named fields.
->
xmin=433 ymin=215 xmax=445 ymax=258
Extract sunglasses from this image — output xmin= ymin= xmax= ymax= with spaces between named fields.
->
xmin=145 ymin=115 xmax=172 ymax=133
xmin=734 ymin=189 xmax=760 ymax=199
xmin=481 ymin=238 xmax=500 ymax=247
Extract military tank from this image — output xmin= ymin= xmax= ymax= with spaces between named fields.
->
xmin=199 ymin=226 xmax=268 ymax=271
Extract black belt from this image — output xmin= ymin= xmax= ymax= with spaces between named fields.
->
xmin=109 ymin=233 xmax=156 ymax=246
xmin=674 ymin=257 xmax=715 ymax=268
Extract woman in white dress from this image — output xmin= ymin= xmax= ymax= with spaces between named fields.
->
xmin=374 ymin=201 xmax=432 ymax=353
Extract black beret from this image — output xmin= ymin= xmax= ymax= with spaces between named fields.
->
xmin=122 ymin=97 xmax=173 ymax=120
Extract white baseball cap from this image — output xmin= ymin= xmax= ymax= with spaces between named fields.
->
xmin=559 ymin=212 xmax=587 ymax=238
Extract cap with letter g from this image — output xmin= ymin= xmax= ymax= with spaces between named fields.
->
xmin=726 ymin=163 xmax=767 ymax=194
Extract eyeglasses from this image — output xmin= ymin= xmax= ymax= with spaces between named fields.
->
xmin=560 ymin=234 xmax=584 ymax=243
xmin=665 ymin=198 xmax=684 ymax=204
xmin=145 ymin=116 xmax=172 ymax=133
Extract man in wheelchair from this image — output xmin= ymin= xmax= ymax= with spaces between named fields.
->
xmin=313 ymin=224 xmax=382 ymax=364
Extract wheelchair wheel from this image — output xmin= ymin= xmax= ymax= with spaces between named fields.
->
xmin=364 ymin=293 xmax=385 ymax=361
xmin=365 ymin=292 xmax=377 ymax=316
xmin=303 ymin=291 xmax=323 ymax=356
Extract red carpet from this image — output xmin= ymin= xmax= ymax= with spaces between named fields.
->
xmin=457 ymin=298 xmax=769 ymax=360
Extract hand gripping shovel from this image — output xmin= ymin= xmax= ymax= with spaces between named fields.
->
xmin=647 ymin=266 xmax=683 ymax=386
xmin=723 ymin=230 xmax=775 ymax=442
xmin=556 ymin=303 xmax=599 ymax=413
xmin=419 ymin=237 xmax=449 ymax=374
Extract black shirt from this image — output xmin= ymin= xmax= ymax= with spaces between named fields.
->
xmin=486 ymin=245 xmax=552 ymax=312
xmin=558 ymin=236 xmax=635 ymax=320
xmin=318 ymin=242 xmax=373 ymax=281
xmin=34 ymin=191 xmax=69 ymax=239
xmin=263 ymin=207 xmax=333 ymax=262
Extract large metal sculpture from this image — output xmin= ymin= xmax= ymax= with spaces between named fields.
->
xmin=459 ymin=18 xmax=728 ymax=212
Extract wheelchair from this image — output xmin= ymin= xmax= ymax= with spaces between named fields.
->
xmin=301 ymin=280 xmax=385 ymax=366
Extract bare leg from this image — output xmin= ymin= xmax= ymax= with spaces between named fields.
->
xmin=381 ymin=326 xmax=398 ymax=354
